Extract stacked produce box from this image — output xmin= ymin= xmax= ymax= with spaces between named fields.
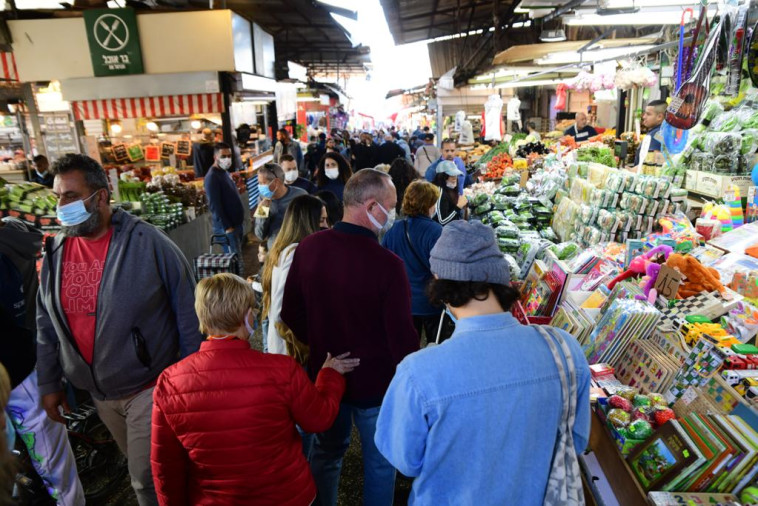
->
xmin=0 ymin=181 xmax=59 ymax=228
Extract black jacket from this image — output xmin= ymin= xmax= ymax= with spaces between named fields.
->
xmin=377 ymin=141 xmax=406 ymax=165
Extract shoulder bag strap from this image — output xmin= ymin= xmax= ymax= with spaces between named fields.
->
xmin=533 ymin=325 xmax=577 ymax=432
xmin=404 ymin=219 xmax=432 ymax=276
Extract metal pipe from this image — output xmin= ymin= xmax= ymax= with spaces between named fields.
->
xmin=543 ymin=0 xmax=590 ymax=23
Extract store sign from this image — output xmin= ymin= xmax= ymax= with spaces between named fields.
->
xmin=84 ymin=8 xmax=144 ymax=77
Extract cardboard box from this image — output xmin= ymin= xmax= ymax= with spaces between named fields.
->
xmin=695 ymin=171 xmax=752 ymax=199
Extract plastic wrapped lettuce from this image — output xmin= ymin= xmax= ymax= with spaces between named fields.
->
xmin=710 ymin=110 xmax=741 ymax=132
xmin=741 ymin=129 xmax=758 ymax=156
xmin=700 ymin=100 xmax=724 ymax=128
xmin=705 ymin=132 xmax=741 ymax=156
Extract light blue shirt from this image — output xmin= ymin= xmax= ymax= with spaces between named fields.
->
xmin=375 ymin=312 xmax=591 ymax=506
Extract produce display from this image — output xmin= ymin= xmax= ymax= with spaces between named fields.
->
xmin=0 ymin=181 xmax=57 ymax=216
xmin=577 ymin=143 xmax=617 ymax=167
xmin=139 ymin=192 xmax=186 ymax=231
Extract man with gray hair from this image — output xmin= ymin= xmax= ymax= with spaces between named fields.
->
xmin=254 ymin=162 xmax=307 ymax=249
xmin=281 ymin=169 xmax=419 ymax=506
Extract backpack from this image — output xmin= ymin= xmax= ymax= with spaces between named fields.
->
xmin=0 ymin=252 xmax=36 ymax=388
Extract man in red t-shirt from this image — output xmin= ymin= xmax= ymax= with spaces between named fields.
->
xmin=37 ymin=154 xmax=203 ymax=505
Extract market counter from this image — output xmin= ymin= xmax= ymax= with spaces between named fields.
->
xmin=585 ymin=411 xmax=647 ymax=506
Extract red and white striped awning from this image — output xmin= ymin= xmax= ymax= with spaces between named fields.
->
xmin=72 ymin=93 xmax=224 ymax=121
xmin=0 ymin=52 xmax=19 ymax=82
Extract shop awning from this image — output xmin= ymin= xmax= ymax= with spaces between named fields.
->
xmin=0 ymin=52 xmax=18 ymax=82
xmin=72 ymin=93 xmax=224 ymax=121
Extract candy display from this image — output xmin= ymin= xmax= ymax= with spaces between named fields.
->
xmin=607 ymin=408 xmax=631 ymax=428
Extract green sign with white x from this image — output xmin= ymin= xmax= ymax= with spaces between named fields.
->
xmin=83 ymin=8 xmax=144 ymax=77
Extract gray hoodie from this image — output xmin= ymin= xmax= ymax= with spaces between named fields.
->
xmin=36 ymin=209 xmax=203 ymax=400
xmin=0 ymin=217 xmax=43 ymax=331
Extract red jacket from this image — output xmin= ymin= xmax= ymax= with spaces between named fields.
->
xmin=151 ymin=339 xmax=345 ymax=505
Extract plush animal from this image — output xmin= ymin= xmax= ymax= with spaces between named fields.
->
xmin=638 ymin=262 xmax=663 ymax=303
xmin=607 ymin=245 xmax=673 ymax=290
xmin=665 ymin=253 xmax=726 ymax=299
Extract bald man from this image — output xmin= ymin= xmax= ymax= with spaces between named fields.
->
xmin=635 ymin=100 xmax=667 ymax=165
xmin=564 ymin=112 xmax=598 ymax=142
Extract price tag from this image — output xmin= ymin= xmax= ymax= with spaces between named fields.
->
xmin=654 ymin=264 xmax=683 ymax=300
xmin=160 ymin=142 xmax=176 ymax=160
xmin=175 ymin=140 xmax=191 ymax=157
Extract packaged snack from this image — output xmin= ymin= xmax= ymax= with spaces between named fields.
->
xmin=627 ymin=419 xmax=654 ymax=440
xmin=607 ymin=408 xmax=631 ymax=428
xmin=653 ymin=407 xmax=676 ymax=426
xmin=633 ymin=394 xmax=652 ymax=408
xmin=609 ymin=395 xmax=634 ymax=412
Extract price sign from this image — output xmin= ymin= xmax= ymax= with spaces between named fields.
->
xmin=175 ymin=140 xmax=191 ymax=157
xmin=111 ymin=143 xmax=129 ymax=162
xmin=127 ymin=144 xmax=144 ymax=162
xmin=654 ymin=264 xmax=683 ymax=300
xmin=145 ymin=145 xmax=160 ymax=162
xmin=160 ymin=142 xmax=176 ymax=159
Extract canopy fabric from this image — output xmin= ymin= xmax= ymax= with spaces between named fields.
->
xmin=72 ymin=93 xmax=224 ymax=121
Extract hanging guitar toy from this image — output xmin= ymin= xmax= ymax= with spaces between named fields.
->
xmin=725 ymin=5 xmax=748 ymax=96
xmin=665 ymin=16 xmax=725 ymax=130
xmin=748 ymin=20 xmax=758 ymax=87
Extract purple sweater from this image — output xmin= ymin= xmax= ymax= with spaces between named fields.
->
xmin=281 ymin=222 xmax=420 ymax=407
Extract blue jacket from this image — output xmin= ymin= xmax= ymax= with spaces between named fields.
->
xmin=317 ymin=179 xmax=346 ymax=202
xmin=375 ymin=312 xmax=591 ymax=505
xmin=381 ymin=216 xmax=442 ymax=316
xmin=204 ymin=167 xmax=245 ymax=230
xmin=424 ymin=157 xmax=471 ymax=195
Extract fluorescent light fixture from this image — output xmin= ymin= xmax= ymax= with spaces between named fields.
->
xmin=600 ymin=0 xmax=705 ymax=7
xmin=495 ymin=79 xmax=565 ymax=89
xmin=540 ymin=29 xmax=567 ymax=42
xmin=13 ymin=0 xmax=71 ymax=8
xmin=535 ymin=45 xmax=655 ymax=64
xmin=472 ymin=66 xmax=579 ymax=82
xmin=564 ymin=6 xmax=717 ymax=25
xmin=297 ymin=97 xmax=321 ymax=102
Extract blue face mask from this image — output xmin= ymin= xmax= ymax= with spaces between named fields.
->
xmin=258 ymin=181 xmax=275 ymax=199
xmin=245 ymin=309 xmax=256 ymax=336
xmin=57 ymin=191 xmax=98 ymax=227
xmin=445 ymin=306 xmax=458 ymax=324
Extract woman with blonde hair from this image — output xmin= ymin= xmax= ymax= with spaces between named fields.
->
xmin=151 ymin=273 xmax=358 ymax=506
xmin=382 ymin=180 xmax=451 ymax=342
xmin=262 ymin=194 xmax=328 ymax=360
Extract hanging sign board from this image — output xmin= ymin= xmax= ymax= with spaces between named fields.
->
xmin=175 ymin=140 xmax=192 ymax=157
xmin=111 ymin=143 xmax=129 ymax=162
xmin=83 ymin=8 xmax=144 ymax=77
xmin=160 ymin=142 xmax=177 ymax=159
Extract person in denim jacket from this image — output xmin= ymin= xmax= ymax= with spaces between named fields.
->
xmin=375 ymin=220 xmax=591 ymax=505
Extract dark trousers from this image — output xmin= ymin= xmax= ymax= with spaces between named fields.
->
xmin=413 ymin=312 xmax=454 ymax=345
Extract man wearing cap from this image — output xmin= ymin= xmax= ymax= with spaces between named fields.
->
xmin=413 ymin=134 xmax=440 ymax=176
xmin=192 ymin=128 xmax=216 ymax=178
xmin=432 ymin=161 xmax=468 ymax=226
xmin=374 ymin=220 xmax=591 ymax=505
xmin=425 ymin=138 xmax=473 ymax=195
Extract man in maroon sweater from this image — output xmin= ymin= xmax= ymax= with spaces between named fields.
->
xmin=281 ymin=168 xmax=419 ymax=506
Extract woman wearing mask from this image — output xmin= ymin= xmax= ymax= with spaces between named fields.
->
xmin=314 ymin=152 xmax=352 ymax=202
xmin=388 ymin=158 xmax=419 ymax=215
xmin=262 ymin=195 xmax=327 ymax=358
xmin=382 ymin=181 xmax=450 ymax=343
xmin=151 ymin=273 xmax=358 ymax=506
xmin=432 ymin=160 xmax=468 ymax=226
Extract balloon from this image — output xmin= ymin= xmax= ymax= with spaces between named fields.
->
xmin=662 ymin=121 xmax=689 ymax=154
xmin=752 ymin=163 xmax=758 ymax=186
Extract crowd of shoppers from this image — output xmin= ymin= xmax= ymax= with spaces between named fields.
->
xmin=0 ymin=127 xmax=591 ymax=506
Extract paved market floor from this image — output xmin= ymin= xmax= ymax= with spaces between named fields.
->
xmin=103 ymin=233 xmax=413 ymax=505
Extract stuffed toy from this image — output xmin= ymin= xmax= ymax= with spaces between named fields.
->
xmin=664 ymin=253 xmax=727 ymax=299
xmin=638 ymin=262 xmax=664 ymax=303
xmin=607 ymin=245 xmax=673 ymax=290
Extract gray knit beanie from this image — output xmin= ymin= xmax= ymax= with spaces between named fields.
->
xmin=430 ymin=221 xmax=510 ymax=285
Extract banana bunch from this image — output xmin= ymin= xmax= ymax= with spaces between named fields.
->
xmin=1 ymin=182 xmax=58 ymax=215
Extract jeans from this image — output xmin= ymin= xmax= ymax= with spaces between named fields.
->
xmin=311 ymin=403 xmax=396 ymax=506
xmin=8 ymin=371 xmax=85 ymax=506
xmin=93 ymin=387 xmax=158 ymax=506
xmin=211 ymin=222 xmax=244 ymax=275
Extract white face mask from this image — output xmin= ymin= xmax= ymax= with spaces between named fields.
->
xmin=366 ymin=201 xmax=396 ymax=233
xmin=284 ymin=170 xmax=298 ymax=183
xmin=325 ymin=168 xmax=340 ymax=180
xmin=446 ymin=180 xmax=458 ymax=189
xmin=218 ymin=157 xmax=232 ymax=170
